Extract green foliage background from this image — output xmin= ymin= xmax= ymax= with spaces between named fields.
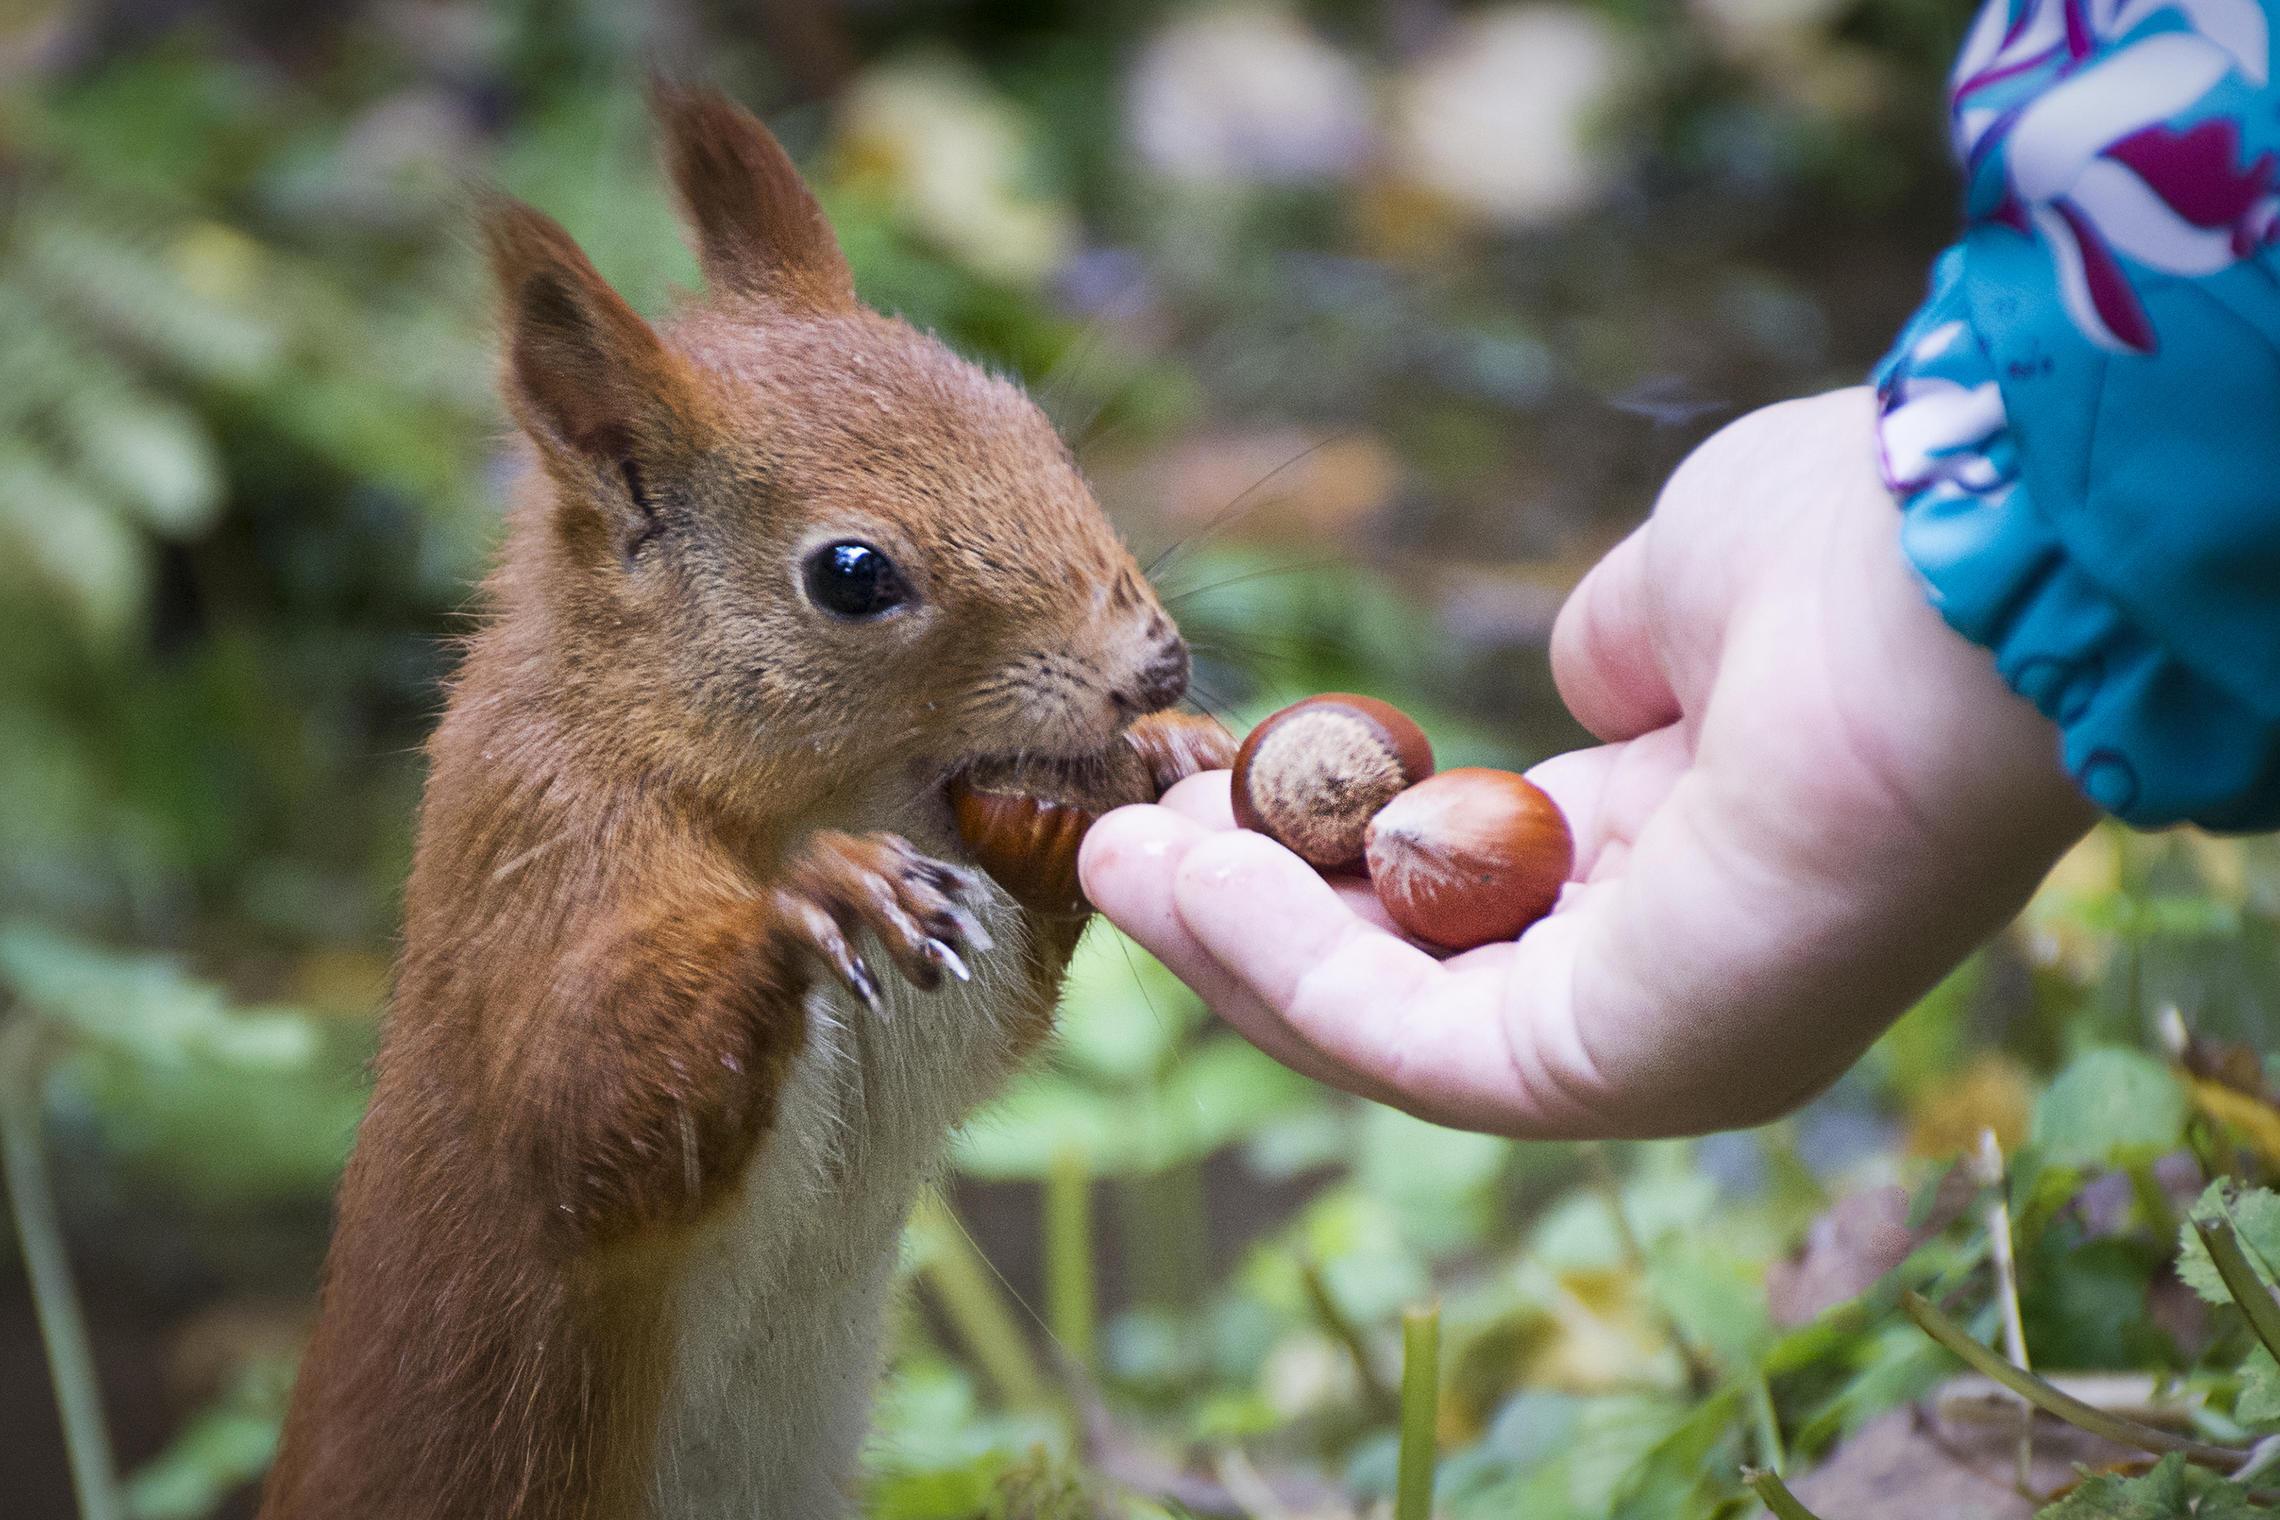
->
xmin=8 ymin=2 xmax=2280 ymax=1517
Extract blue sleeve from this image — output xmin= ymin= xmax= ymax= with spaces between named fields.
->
xmin=1875 ymin=0 xmax=2280 ymax=831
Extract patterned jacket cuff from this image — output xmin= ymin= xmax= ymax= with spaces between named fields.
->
xmin=1876 ymin=248 xmax=2280 ymax=830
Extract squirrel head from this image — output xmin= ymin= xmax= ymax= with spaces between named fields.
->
xmin=480 ymin=84 xmax=1188 ymax=817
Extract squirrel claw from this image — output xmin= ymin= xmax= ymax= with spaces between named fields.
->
xmin=916 ymin=858 xmax=984 ymax=899
xmin=942 ymin=905 xmax=994 ymax=955
xmin=842 ymin=956 xmax=883 ymax=1013
xmin=925 ymin=939 xmax=973 ymax=984
xmin=778 ymin=829 xmax=990 ymax=1006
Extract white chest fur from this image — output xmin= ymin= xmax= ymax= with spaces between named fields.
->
xmin=644 ymin=886 xmax=1034 ymax=1519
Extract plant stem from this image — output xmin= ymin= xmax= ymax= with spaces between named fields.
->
xmin=2195 ymin=1216 xmax=2280 ymax=1363
xmin=1581 ymin=1141 xmax=1715 ymax=1393
xmin=1903 ymin=1291 xmax=2243 ymax=1466
xmin=1118 ymin=1162 xmax=1210 ymax=1308
xmin=0 ymin=1017 xmax=123 ymax=1520
xmin=1743 ymin=1466 xmax=1827 ymax=1520
xmin=1974 ymin=1129 xmax=2034 ymax=1493
xmin=910 ymin=1192 xmax=1052 ymax=1412
xmin=1750 ymin=1373 xmax=1786 ymax=1474
xmin=1044 ymin=1145 xmax=1096 ymax=1375
xmin=1395 ymin=1301 xmax=1440 ymax=1520
xmin=1298 ymin=1259 xmax=1398 ymax=1420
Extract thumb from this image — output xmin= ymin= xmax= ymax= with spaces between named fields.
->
xmin=1550 ymin=527 xmax=1679 ymax=743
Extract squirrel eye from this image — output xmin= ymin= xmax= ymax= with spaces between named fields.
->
xmin=802 ymin=540 xmax=911 ymax=620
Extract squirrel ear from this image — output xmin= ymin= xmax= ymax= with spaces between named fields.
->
xmin=483 ymin=197 xmax=705 ymax=470
xmin=650 ymin=78 xmax=857 ymax=314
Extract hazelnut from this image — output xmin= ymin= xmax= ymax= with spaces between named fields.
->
xmin=1125 ymin=709 xmax=1239 ymax=794
xmin=953 ymin=712 xmax=1234 ymax=915
xmin=950 ymin=777 xmax=1096 ymax=916
xmin=1232 ymin=694 xmax=1434 ymax=871
xmin=1363 ymin=768 xmax=1572 ymax=951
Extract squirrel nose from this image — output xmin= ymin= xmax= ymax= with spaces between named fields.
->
xmin=1113 ymin=637 xmax=1189 ymax=718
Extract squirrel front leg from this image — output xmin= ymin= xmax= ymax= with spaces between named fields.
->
xmin=522 ymin=832 xmax=990 ymax=1244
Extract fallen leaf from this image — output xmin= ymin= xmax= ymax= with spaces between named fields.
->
xmin=1767 ymin=1186 xmax=1923 ymax=1328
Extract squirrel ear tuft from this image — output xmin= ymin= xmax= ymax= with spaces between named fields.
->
xmin=650 ymin=78 xmax=857 ymax=314
xmin=482 ymin=197 xmax=704 ymax=468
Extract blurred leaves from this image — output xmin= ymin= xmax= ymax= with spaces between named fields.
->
xmin=123 ymin=1357 xmax=290 ymax=1520
xmin=948 ymin=929 xmax=1313 ymax=1185
xmin=0 ymin=923 xmax=364 ymax=1205
xmin=2032 ymin=1049 xmax=2190 ymax=1171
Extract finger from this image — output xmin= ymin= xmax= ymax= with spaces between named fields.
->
xmin=1082 ymin=805 xmax=1403 ymax=1097
xmin=1148 ymin=768 xmax=1405 ymax=932
xmin=1524 ymin=726 xmax=1691 ymax=884
xmin=1155 ymin=768 xmax=1236 ymax=830
xmin=1549 ymin=527 xmax=1680 ymax=743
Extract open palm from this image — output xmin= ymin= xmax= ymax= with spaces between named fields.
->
xmin=1081 ymin=390 xmax=2094 ymax=1138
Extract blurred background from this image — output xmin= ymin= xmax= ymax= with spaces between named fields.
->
xmin=9 ymin=2 xmax=2280 ymax=1517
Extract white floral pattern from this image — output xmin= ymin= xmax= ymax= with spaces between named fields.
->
xmin=1952 ymin=0 xmax=2277 ymax=351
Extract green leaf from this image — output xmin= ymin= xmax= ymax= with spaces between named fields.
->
xmin=2030 ymin=1047 xmax=2189 ymax=1169
xmin=21 ymin=212 xmax=284 ymax=383
xmin=1649 ymin=1249 xmax=1773 ymax=1374
xmin=59 ymin=385 xmax=225 ymax=539
xmin=1355 ymin=1105 xmax=1512 ymax=1256
xmin=2235 ymin=1346 xmax=2280 ymax=1426
xmin=2034 ymin=1451 xmax=2260 ymax=1519
xmin=125 ymin=1362 xmax=288 ymax=1520
xmin=2179 ymin=1184 xmax=2280 ymax=1306
xmin=1607 ymin=1385 xmax=1745 ymax=1519
xmin=0 ymin=922 xmax=318 ymax=1072
xmin=1562 ymin=1394 xmax=1699 ymax=1518
xmin=0 ymin=445 xmax=153 ymax=648
xmin=954 ymin=1033 xmax=1311 ymax=1179
xmin=0 ymin=923 xmax=365 ymax=1203
xmin=2038 ymin=1453 xmax=2191 ymax=1519
xmin=2020 ymin=1235 xmax=2169 ymax=1370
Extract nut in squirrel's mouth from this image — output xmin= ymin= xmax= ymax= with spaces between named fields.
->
xmin=946 ymin=710 xmax=1236 ymax=816
xmin=945 ymin=744 xmax=1153 ymax=819
xmin=939 ymin=745 xmax=1154 ymax=918
xmin=940 ymin=715 xmax=1236 ymax=916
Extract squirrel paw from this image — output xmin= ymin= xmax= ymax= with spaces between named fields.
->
xmin=772 ymin=831 xmax=993 ymax=1010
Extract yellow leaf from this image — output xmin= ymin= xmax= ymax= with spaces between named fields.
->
xmin=2188 ymin=1077 xmax=2280 ymax=1168
xmin=1907 ymin=1053 xmax=2034 ymax=1159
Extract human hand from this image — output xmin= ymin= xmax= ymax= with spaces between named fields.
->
xmin=1080 ymin=389 xmax=2095 ymax=1137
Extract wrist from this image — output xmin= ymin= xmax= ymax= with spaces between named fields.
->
xmin=1834 ymin=390 xmax=2096 ymax=872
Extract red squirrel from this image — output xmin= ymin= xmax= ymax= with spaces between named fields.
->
xmin=257 ymin=84 xmax=1225 ymax=1519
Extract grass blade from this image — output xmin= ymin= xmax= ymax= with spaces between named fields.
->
xmin=1 ymin=1017 xmax=123 ymax=1520
xmin=1903 ymin=1291 xmax=2241 ymax=1466
xmin=911 ymin=1192 xmax=1052 ymax=1412
xmin=1743 ymin=1466 xmax=1827 ymax=1520
xmin=1045 ymin=1146 xmax=1097 ymax=1375
xmin=1396 ymin=1301 xmax=1440 ymax=1520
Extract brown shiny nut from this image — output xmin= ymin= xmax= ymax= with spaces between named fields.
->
xmin=1124 ymin=709 xmax=1237 ymax=794
xmin=950 ymin=777 xmax=1096 ymax=916
xmin=1232 ymin=694 xmax=1434 ymax=872
xmin=1363 ymin=767 xmax=1572 ymax=951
